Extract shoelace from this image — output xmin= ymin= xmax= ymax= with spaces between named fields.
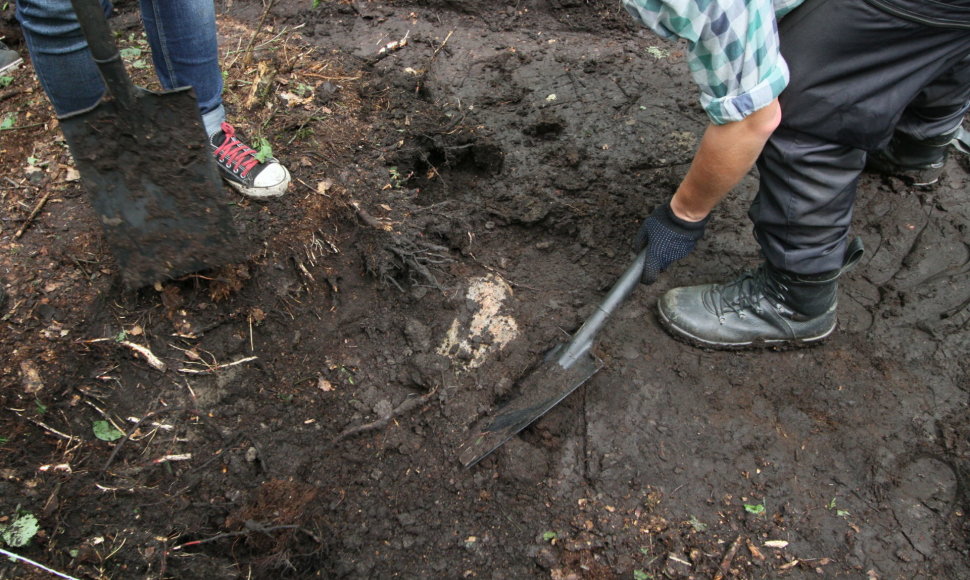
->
xmin=213 ymin=122 xmax=259 ymax=177
xmin=710 ymin=266 xmax=788 ymax=318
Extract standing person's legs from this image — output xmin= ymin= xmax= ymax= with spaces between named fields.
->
xmin=141 ymin=0 xmax=289 ymax=198
xmin=16 ymin=0 xmax=111 ymax=116
xmin=656 ymin=0 xmax=970 ymax=348
xmin=18 ymin=0 xmax=289 ymax=198
xmin=139 ymin=0 xmax=224 ymax=136
xmin=758 ymin=0 xmax=970 ymax=271
xmin=895 ymin=57 xmax=970 ymax=141
xmin=868 ymin=55 xmax=970 ymax=184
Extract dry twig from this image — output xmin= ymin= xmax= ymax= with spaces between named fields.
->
xmin=332 ymin=388 xmax=438 ymax=444
xmin=14 ymin=190 xmax=52 ymax=239
xmin=101 ymin=406 xmax=189 ymax=475
xmin=170 ymin=521 xmax=319 ymax=551
xmin=713 ymin=535 xmax=744 ymax=580
xmin=241 ymin=0 xmax=278 ymax=67
xmin=177 ymin=356 xmax=258 ymax=374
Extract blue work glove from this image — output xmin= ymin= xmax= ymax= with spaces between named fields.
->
xmin=634 ymin=203 xmax=709 ymax=284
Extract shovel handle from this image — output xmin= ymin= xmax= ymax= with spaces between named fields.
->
xmin=557 ymin=247 xmax=647 ymax=369
xmin=70 ymin=0 xmax=135 ymax=108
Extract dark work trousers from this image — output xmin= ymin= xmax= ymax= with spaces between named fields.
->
xmin=748 ymin=0 xmax=970 ymax=275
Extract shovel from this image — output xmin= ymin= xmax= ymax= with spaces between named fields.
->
xmin=458 ymin=248 xmax=647 ymax=467
xmin=59 ymin=0 xmax=237 ymax=288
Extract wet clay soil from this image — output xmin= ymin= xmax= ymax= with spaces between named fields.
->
xmin=1 ymin=1 xmax=970 ymax=578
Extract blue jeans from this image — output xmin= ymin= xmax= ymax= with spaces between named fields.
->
xmin=16 ymin=0 xmax=225 ymax=136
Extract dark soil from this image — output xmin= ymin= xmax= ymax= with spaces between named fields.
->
xmin=2 ymin=1 xmax=969 ymax=578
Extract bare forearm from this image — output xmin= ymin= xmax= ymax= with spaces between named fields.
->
xmin=670 ymin=99 xmax=782 ymax=222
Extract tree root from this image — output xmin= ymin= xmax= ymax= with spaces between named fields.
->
xmin=331 ymin=388 xmax=438 ymax=444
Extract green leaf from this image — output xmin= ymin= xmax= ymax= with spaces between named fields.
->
xmin=542 ymin=531 xmax=558 ymax=542
xmin=0 ymin=512 xmax=40 ymax=548
xmin=93 ymin=420 xmax=123 ymax=442
xmin=633 ymin=571 xmax=652 ymax=580
xmin=254 ymin=138 xmax=273 ymax=163
xmin=0 ymin=75 xmax=13 ymax=88
xmin=119 ymin=47 xmax=142 ymax=60
xmin=0 ymin=114 xmax=15 ymax=130
xmin=34 ymin=400 xmax=47 ymax=415
xmin=744 ymin=503 xmax=765 ymax=515
xmin=688 ymin=515 xmax=707 ymax=532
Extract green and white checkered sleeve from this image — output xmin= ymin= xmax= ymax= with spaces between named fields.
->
xmin=622 ymin=0 xmax=803 ymax=125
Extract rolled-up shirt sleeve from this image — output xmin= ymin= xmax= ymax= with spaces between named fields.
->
xmin=622 ymin=0 xmax=804 ymax=124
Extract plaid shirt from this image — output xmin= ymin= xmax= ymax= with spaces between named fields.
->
xmin=622 ymin=0 xmax=805 ymax=124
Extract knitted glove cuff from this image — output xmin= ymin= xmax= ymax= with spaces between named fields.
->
xmin=658 ymin=203 xmax=709 ymax=239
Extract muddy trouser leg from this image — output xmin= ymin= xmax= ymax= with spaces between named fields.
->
xmin=894 ymin=55 xmax=970 ymax=141
xmin=748 ymin=0 xmax=970 ymax=275
xmin=749 ymin=131 xmax=864 ymax=276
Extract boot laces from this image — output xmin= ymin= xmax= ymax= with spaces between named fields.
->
xmin=213 ymin=122 xmax=259 ymax=177
xmin=710 ymin=265 xmax=788 ymax=321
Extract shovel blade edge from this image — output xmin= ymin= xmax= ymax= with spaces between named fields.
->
xmin=458 ymin=351 xmax=602 ymax=468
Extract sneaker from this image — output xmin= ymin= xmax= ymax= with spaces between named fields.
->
xmin=867 ymin=126 xmax=962 ymax=186
xmin=657 ymin=238 xmax=864 ymax=350
xmin=0 ymin=41 xmax=23 ymax=75
xmin=209 ymin=122 xmax=290 ymax=199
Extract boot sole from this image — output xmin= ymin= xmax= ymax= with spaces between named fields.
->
xmin=656 ymin=307 xmax=837 ymax=351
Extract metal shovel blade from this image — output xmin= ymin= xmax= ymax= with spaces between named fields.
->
xmin=60 ymin=0 xmax=237 ymax=288
xmin=458 ymin=248 xmax=647 ymax=468
xmin=60 ymin=89 xmax=237 ymax=288
xmin=458 ymin=347 xmax=602 ymax=468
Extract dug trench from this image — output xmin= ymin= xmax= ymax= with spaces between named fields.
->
xmin=1 ymin=0 xmax=969 ymax=578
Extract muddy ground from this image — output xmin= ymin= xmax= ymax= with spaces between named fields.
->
xmin=1 ymin=0 xmax=969 ymax=578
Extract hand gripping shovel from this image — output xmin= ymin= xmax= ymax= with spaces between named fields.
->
xmin=458 ymin=248 xmax=647 ymax=467
xmin=59 ymin=0 xmax=237 ymax=288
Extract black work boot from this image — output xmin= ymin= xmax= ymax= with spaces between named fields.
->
xmin=867 ymin=126 xmax=966 ymax=186
xmin=657 ymin=238 xmax=864 ymax=349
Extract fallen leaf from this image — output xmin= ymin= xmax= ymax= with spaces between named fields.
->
xmin=764 ymin=540 xmax=789 ymax=549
